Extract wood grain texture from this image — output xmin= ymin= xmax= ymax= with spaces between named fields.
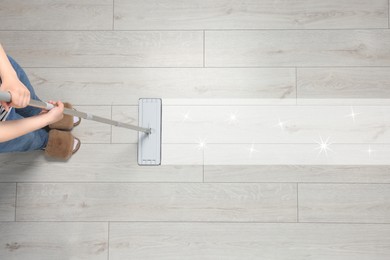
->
xmin=299 ymin=183 xmax=390 ymax=223
xmin=111 ymin=106 xmax=138 ymax=143
xmin=298 ymin=68 xmax=390 ymax=98
xmin=0 ymin=31 xmax=203 ymax=67
xmin=114 ymin=0 xmax=388 ymax=30
xmin=162 ymin=144 xmax=204 ymax=165
xmin=0 ymin=0 xmax=113 ymax=30
xmin=205 ymin=30 xmax=390 ymax=67
xmin=109 ymin=222 xmax=390 ymax=260
xmin=16 ymin=183 xmax=297 ymax=222
xmin=204 ymin=165 xmax=390 ymax=183
xmin=0 ymin=144 xmax=202 ymax=182
xmin=25 ymin=68 xmax=295 ymax=105
xmin=0 ymin=183 xmax=15 ymax=221
xmin=72 ymin=106 xmax=111 ymax=144
xmin=0 ymin=222 xmax=108 ymax=260
xmin=162 ymin=105 xmax=390 ymax=144
xmin=204 ymin=144 xmax=390 ymax=165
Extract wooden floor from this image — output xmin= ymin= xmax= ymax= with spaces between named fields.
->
xmin=1 ymin=0 xmax=390 ymax=259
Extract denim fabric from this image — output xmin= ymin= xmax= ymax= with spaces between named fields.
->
xmin=0 ymin=56 xmax=48 ymax=153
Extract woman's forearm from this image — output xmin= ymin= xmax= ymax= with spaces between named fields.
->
xmin=0 ymin=114 xmax=52 ymax=143
xmin=0 ymin=43 xmax=17 ymax=81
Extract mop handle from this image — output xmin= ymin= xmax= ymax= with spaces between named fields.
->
xmin=0 ymin=90 xmax=151 ymax=134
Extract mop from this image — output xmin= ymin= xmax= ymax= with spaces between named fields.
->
xmin=0 ymin=91 xmax=162 ymax=166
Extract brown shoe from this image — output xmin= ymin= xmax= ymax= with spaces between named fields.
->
xmin=45 ymin=130 xmax=81 ymax=160
xmin=49 ymin=102 xmax=81 ymax=130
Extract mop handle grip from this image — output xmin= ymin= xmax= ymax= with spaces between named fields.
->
xmin=0 ymin=90 xmax=11 ymax=103
xmin=0 ymin=90 xmax=54 ymax=110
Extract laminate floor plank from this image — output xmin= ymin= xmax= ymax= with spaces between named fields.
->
xmin=16 ymin=183 xmax=297 ymax=222
xmin=0 ymin=144 xmax=202 ymax=182
xmin=0 ymin=0 xmax=113 ymax=30
xmin=204 ymin=165 xmax=390 ymax=183
xmin=298 ymin=68 xmax=390 ymax=99
xmin=114 ymin=0 xmax=388 ymax=30
xmin=205 ymin=30 xmax=390 ymax=67
xmin=0 ymin=183 xmax=16 ymax=221
xmin=0 ymin=222 xmax=108 ymax=260
xmin=72 ymin=106 xmax=111 ymax=144
xmin=299 ymin=183 xmax=390 ymax=223
xmin=204 ymin=144 xmax=390 ymax=165
xmin=25 ymin=68 xmax=295 ymax=106
xmin=0 ymin=31 xmax=203 ymax=67
xmin=109 ymin=222 xmax=390 ymax=260
xmin=161 ymin=105 xmax=390 ymax=144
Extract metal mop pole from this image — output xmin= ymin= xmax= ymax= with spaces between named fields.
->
xmin=0 ymin=91 xmax=151 ymax=134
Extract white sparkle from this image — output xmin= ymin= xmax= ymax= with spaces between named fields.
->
xmin=248 ymin=144 xmax=258 ymax=158
xmin=182 ymin=111 xmax=191 ymax=122
xmin=315 ymin=136 xmax=333 ymax=157
xmin=227 ymin=112 xmax=238 ymax=125
xmin=276 ymin=118 xmax=289 ymax=131
xmin=367 ymin=145 xmax=375 ymax=158
xmin=345 ymin=106 xmax=360 ymax=123
xmin=197 ymin=138 xmax=207 ymax=150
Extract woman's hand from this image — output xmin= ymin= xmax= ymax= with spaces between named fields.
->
xmin=41 ymin=100 xmax=64 ymax=125
xmin=0 ymin=76 xmax=30 ymax=110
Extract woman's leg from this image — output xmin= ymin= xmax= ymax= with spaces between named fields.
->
xmin=7 ymin=55 xmax=43 ymax=118
xmin=0 ymin=109 xmax=48 ymax=153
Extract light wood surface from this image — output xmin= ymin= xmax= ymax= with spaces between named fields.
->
xmin=0 ymin=0 xmax=113 ymax=30
xmin=298 ymin=68 xmax=390 ymax=98
xmin=203 ymin=144 xmax=390 ymax=165
xmin=109 ymin=222 xmax=390 ymax=260
xmin=161 ymin=105 xmax=390 ymax=144
xmin=0 ymin=183 xmax=15 ymax=221
xmin=114 ymin=0 xmax=388 ymax=30
xmin=0 ymin=31 xmax=203 ymax=67
xmin=1 ymin=0 xmax=390 ymax=259
xmin=205 ymin=30 xmax=390 ymax=67
xmin=0 ymin=145 xmax=202 ymax=182
xmin=16 ymin=183 xmax=297 ymax=222
xmin=0 ymin=222 xmax=108 ymax=260
xmin=299 ymin=183 xmax=390 ymax=223
xmin=72 ymin=106 xmax=111 ymax=144
xmin=204 ymin=165 xmax=390 ymax=183
xmin=25 ymin=68 xmax=296 ymax=105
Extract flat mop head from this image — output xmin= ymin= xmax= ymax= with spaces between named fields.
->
xmin=138 ymin=98 xmax=162 ymax=166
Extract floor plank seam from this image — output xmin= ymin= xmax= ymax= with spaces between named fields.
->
xmin=10 ymin=181 xmax=390 ymax=184
xmin=3 ymin=220 xmax=390 ymax=225
xmin=107 ymin=222 xmax=110 ymax=260
xmin=203 ymin=30 xmax=206 ymax=68
xmin=295 ymin=67 xmax=298 ymax=104
xmin=3 ymin=28 xmax=390 ymax=32
xmin=202 ymin=149 xmax=205 ymax=182
xmin=110 ymin=105 xmax=113 ymax=144
xmin=297 ymin=183 xmax=300 ymax=223
xmin=22 ymin=65 xmax=390 ymax=68
xmin=14 ymin=183 xmax=17 ymax=222
xmin=112 ymin=0 xmax=115 ymax=31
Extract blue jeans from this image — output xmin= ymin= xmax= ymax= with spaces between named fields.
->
xmin=0 ymin=56 xmax=48 ymax=153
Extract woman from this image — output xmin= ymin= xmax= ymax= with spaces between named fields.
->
xmin=0 ymin=43 xmax=80 ymax=159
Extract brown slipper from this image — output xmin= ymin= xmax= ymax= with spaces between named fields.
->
xmin=73 ymin=115 xmax=81 ymax=127
xmin=73 ymin=137 xmax=81 ymax=154
xmin=45 ymin=130 xmax=80 ymax=160
xmin=49 ymin=102 xmax=81 ymax=130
